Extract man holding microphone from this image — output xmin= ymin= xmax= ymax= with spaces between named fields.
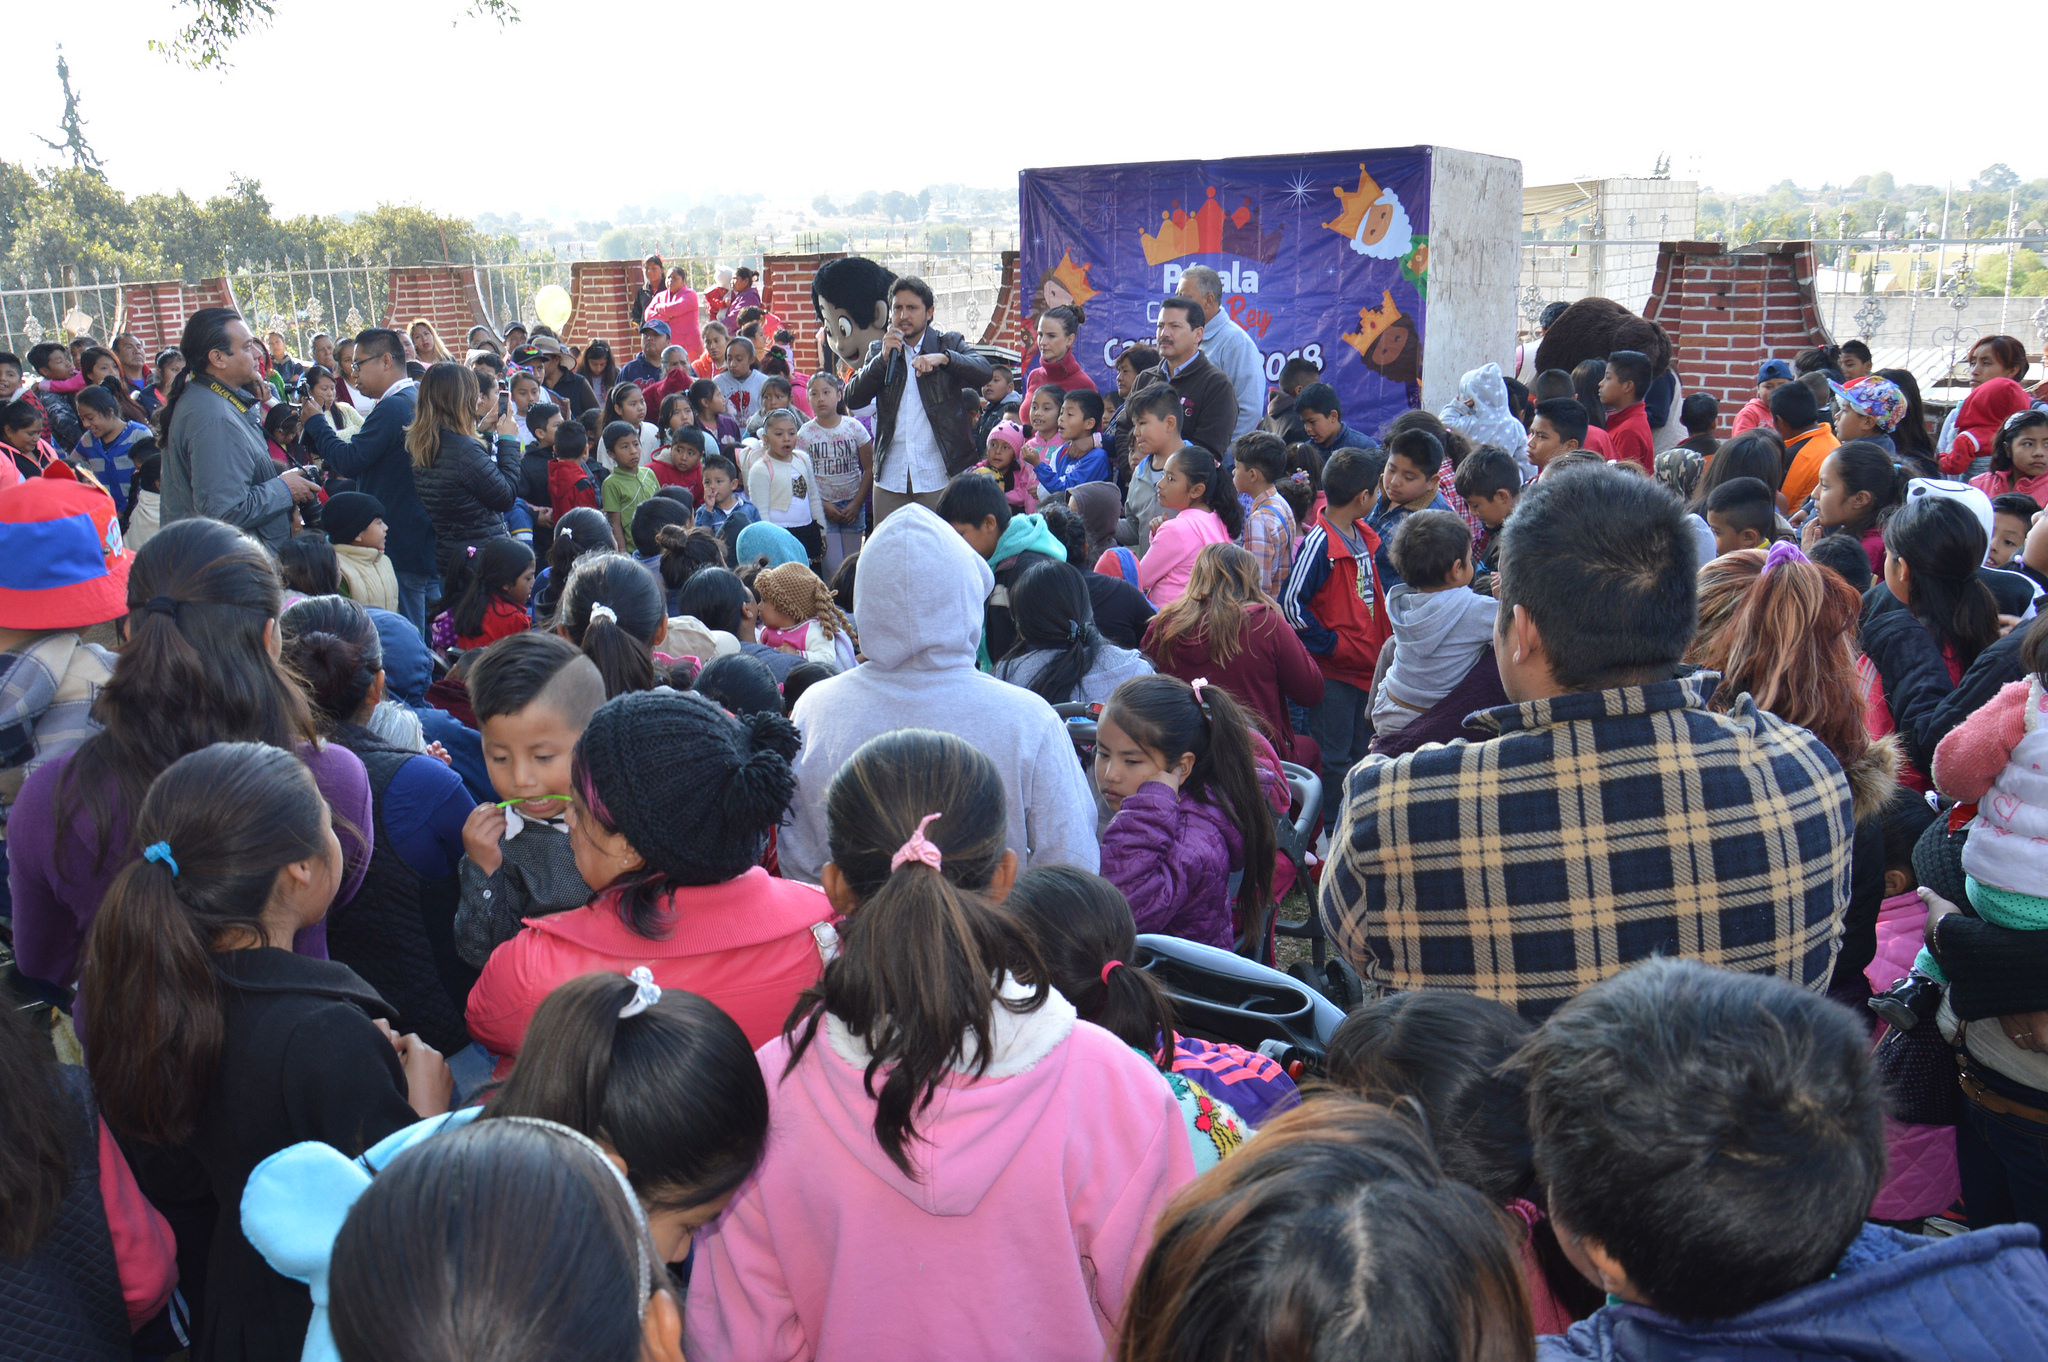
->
xmin=844 ymin=275 xmax=993 ymax=524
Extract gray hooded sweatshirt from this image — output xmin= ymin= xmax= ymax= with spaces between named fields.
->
xmin=1371 ymin=585 xmax=1499 ymax=736
xmin=781 ymin=504 xmax=1101 ymax=885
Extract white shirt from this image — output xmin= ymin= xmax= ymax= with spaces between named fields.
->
xmin=877 ymin=329 xmax=948 ymax=495
xmin=1198 ymin=310 xmax=1266 ymax=441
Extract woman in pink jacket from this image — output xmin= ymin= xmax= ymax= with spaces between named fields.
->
xmin=466 ymin=689 xmax=833 ymax=1080
xmin=644 ymin=264 xmax=705 ymax=360
xmin=1138 ymin=445 xmax=1242 ymax=607
xmin=686 ymin=730 xmax=1197 ymax=1362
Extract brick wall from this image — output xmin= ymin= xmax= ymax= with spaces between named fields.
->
xmin=117 ymin=281 xmax=192 ymax=355
xmin=563 ymin=260 xmax=639 ymax=351
xmin=114 ymin=277 xmax=240 ymax=354
xmin=979 ymin=250 xmax=1024 ymax=353
xmin=762 ymin=252 xmax=843 ymax=373
xmin=1642 ymin=240 xmax=1831 ymax=412
xmin=383 ymin=267 xmax=491 ymax=348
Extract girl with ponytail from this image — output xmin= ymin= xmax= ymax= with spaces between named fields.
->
xmin=81 ymin=742 xmax=446 ymax=1360
xmin=1094 ymin=674 xmax=1279 ymax=949
xmin=467 ymin=689 xmax=832 ymax=1079
xmin=12 ymin=518 xmax=373 ymax=989
xmin=688 ymin=728 xmax=1196 ymax=1361
xmin=1007 ymin=863 xmax=1295 ymax=1143
xmin=553 ymin=550 xmax=669 ymax=696
xmin=1136 ymin=443 xmax=1242 ymax=607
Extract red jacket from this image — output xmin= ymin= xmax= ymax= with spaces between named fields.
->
xmin=1279 ymin=510 xmax=1391 ymax=692
xmin=1604 ymin=400 xmax=1654 ymax=470
xmin=467 ymin=867 xmax=835 ymax=1078
xmin=548 ymin=456 xmax=599 ymax=513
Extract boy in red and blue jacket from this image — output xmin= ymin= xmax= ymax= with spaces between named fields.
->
xmin=1280 ymin=446 xmax=1391 ymax=830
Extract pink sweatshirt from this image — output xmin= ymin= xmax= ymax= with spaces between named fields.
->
xmin=686 ymin=983 xmax=1197 ymax=1361
xmin=1138 ymin=506 xmax=1230 ymax=607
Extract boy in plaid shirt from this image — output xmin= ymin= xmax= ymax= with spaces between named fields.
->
xmin=1232 ymin=431 xmax=1296 ymax=598
xmin=1320 ymin=464 xmax=1854 ymax=1021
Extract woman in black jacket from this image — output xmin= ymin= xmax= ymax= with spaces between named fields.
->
xmin=405 ymin=362 xmax=521 ymax=585
xmin=79 ymin=742 xmax=449 ymax=1362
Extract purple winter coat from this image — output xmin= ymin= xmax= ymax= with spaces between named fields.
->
xmin=1101 ymin=783 xmax=1241 ymax=949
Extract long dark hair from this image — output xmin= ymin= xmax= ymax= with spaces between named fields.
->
xmin=688 ymin=377 xmax=723 ymax=428
xmin=1883 ymin=494 xmax=2000 ymax=671
xmin=1167 ymin=444 xmax=1244 ymax=539
xmin=1571 ymin=358 xmax=1609 ymax=431
xmin=0 ymin=1005 xmax=86 ymax=1257
xmin=1690 ymin=429 xmax=1786 ymax=511
xmin=1990 ymin=409 xmax=2048 ymax=479
xmin=81 ymin=743 xmax=332 ymax=1144
xmin=56 ymin=518 xmax=318 ymax=874
xmin=449 ymin=538 xmax=536 ymax=641
xmin=156 ymin=306 xmax=244 ymax=437
xmin=1102 ymin=675 xmax=1274 ymax=911
xmin=598 ymin=379 xmax=641 ymax=433
xmin=330 ymin=1121 xmax=656 ymax=1362
xmin=676 ymin=565 xmax=750 ymax=635
xmin=281 ymin=594 xmax=383 ymax=728
xmin=556 ymin=553 xmax=664 ymax=696
xmin=1826 ymin=439 xmax=1907 ymax=536
xmin=1327 ymin=992 xmax=1606 ymax=1320
xmin=1879 ymin=367 xmax=1935 ymax=461
xmin=1118 ymin=1097 xmax=1535 ymax=1362
xmin=276 ymin=534 xmax=341 ymax=597
xmin=997 ymin=559 xmax=1103 ymax=704
xmin=576 ymin=340 xmax=618 ymax=390
xmin=1006 ymin=866 xmax=1175 ymax=1071
xmin=786 ymin=730 xmax=1048 ymax=1178
xmin=539 ymin=507 xmax=615 ymax=621
xmin=486 ymin=973 xmax=769 ymax=1217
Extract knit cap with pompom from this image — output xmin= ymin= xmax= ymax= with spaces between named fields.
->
xmin=575 ymin=688 xmax=800 ymax=885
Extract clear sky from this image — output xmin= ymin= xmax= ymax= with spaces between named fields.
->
xmin=2 ymin=0 xmax=2033 ymax=220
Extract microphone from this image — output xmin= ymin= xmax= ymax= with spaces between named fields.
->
xmin=885 ymin=335 xmax=903 ymax=388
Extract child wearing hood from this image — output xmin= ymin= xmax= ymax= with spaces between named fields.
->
xmin=1441 ymin=362 xmax=1536 ymax=481
xmin=1941 ymin=376 xmax=2037 ymax=478
xmin=1369 ymin=511 xmax=1498 ymax=740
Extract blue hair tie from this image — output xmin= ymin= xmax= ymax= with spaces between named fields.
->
xmin=142 ymin=841 xmax=179 ymax=876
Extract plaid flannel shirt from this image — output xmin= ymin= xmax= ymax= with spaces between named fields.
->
xmin=1319 ymin=673 xmax=1853 ymax=1021
xmin=1242 ymin=487 xmax=1296 ymax=599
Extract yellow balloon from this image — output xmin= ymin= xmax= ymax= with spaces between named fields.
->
xmin=534 ymin=284 xmax=572 ymax=332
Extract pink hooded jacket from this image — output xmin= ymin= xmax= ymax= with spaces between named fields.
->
xmin=685 ymin=982 xmax=1197 ymax=1361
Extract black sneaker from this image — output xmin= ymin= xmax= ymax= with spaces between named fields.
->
xmin=1869 ymin=975 xmax=1943 ymax=1033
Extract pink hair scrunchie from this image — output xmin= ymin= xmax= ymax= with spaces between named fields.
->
xmin=890 ymin=812 xmax=945 ymax=873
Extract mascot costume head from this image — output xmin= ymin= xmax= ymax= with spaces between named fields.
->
xmin=812 ymin=257 xmax=897 ymax=367
xmin=1534 ymin=296 xmax=1672 ymax=380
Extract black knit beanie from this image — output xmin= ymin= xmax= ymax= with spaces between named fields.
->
xmin=575 ymin=688 xmax=800 ymax=885
xmin=322 ymin=491 xmax=387 ymax=548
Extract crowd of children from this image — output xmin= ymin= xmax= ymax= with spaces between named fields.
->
xmin=8 ymin=288 xmax=2048 ymax=1362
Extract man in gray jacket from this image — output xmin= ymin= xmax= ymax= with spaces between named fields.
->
xmin=1177 ymin=265 xmax=1267 ymax=442
xmin=161 ymin=308 xmax=315 ymax=546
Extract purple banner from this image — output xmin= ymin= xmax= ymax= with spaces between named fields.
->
xmin=1019 ymin=148 xmax=1433 ymax=433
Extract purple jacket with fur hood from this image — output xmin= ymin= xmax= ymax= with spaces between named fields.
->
xmin=1100 ymin=783 xmax=1242 ymax=949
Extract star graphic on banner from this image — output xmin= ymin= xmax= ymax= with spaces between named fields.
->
xmin=1284 ymin=172 xmax=1316 ymax=207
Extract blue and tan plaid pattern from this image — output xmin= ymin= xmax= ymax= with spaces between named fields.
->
xmin=1319 ymin=674 xmax=1853 ymax=1021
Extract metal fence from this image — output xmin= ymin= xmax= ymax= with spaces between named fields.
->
xmin=0 ymin=233 xmax=1019 ymax=360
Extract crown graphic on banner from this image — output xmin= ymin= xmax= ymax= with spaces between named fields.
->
xmin=1341 ymin=290 xmax=1402 ymax=360
xmin=1137 ymin=187 xmax=1283 ymax=267
xmin=1321 ymin=164 xmax=1385 ymax=242
xmin=1045 ymin=250 xmax=1099 ymax=308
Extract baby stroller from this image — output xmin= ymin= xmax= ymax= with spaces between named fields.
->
xmin=1135 ymin=933 xmax=1346 ymax=1075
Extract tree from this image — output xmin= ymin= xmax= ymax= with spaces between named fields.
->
xmin=811 ymin=193 xmax=835 ymax=215
xmin=880 ymin=190 xmax=918 ymax=223
xmin=1970 ymin=163 xmax=2019 ymax=194
xmin=154 ymin=0 xmax=518 ymax=68
xmin=36 ymin=48 xmax=107 ymax=180
xmin=1869 ymin=171 xmax=1896 ymax=197
xmin=850 ymin=190 xmax=880 ymax=217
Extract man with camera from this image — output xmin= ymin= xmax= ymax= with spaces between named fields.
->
xmin=161 ymin=307 xmax=318 ymax=549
